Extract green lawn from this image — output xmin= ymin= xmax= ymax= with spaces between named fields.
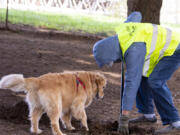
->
xmin=1 ymin=9 xmax=180 ymax=36
xmin=0 ymin=8 xmax=124 ymax=36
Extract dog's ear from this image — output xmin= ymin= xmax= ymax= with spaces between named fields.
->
xmin=90 ymin=72 xmax=106 ymax=87
xmin=93 ymin=72 xmax=106 ymax=99
xmin=95 ymin=73 xmax=106 ymax=86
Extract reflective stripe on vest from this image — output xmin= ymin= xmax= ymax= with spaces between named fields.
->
xmin=143 ymin=25 xmax=158 ymax=76
xmin=157 ymin=28 xmax=172 ymax=61
xmin=143 ymin=25 xmax=172 ymax=76
xmin=116 ymin=23 xmax=179 ymax=77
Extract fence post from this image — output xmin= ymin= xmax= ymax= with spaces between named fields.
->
xmin=5 ymin=0 xmax=9 ymax=30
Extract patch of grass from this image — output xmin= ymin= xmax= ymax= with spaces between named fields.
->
xmin=0 ymin=8 xmax=123 ymax=36
xmin=0 ymin=8 xmax=6 ymax=21
xmin=1 ymin=9 xmax=180 ymax=36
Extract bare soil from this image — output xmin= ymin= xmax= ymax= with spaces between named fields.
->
xmin=0 ymin=28 xmax=180 ymax=135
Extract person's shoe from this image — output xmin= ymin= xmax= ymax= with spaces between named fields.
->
xmin=154 ymin=125 xmax=180 ymax=134
xmin=129 ymin=115 xmax=157 ymax=123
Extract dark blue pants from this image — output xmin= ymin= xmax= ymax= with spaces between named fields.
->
xmin=136 ymin=50 xmax=180 ymax=125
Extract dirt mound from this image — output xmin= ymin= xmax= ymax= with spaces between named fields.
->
xmin=0 ymin=101 xmax=28 ymax=123
xmin=0 ymin=100 xmax=51 ymax=125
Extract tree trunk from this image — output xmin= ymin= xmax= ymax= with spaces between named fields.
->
xmin=127 ymin=0 xmax=163 ymax=24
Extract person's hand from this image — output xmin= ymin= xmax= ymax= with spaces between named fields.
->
xmin=118 ymin=115 xmax=129 ymax=135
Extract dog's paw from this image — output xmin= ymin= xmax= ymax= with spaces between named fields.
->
xmin=30 ymin=127 xmax=34 ymax=133
xmin=86 ymin=127 xmax=89 ymax=131
xmin=30 ymin=127 xmax=43 ymax=134
xmin=68 ymin=126 xmax=75 ymax=130
xmin=37 ymin=129 xmax=43 ymax=134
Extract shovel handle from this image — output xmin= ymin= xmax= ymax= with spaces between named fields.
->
xmin=120 ymin=61 xmax=125 ymax=115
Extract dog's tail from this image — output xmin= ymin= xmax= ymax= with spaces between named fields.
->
xmin=0 ymin=74 xmax=39 ymax=92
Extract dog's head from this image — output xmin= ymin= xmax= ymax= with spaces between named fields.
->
xmin=90 ymin=72 xmax=107 ymax=99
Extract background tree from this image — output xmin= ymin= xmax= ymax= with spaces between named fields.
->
xmin=127 ymin=0 xmax=163 ymax=24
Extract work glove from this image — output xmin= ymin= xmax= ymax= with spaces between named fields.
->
xmin=118 ymin=115 xmax=129 ymax=135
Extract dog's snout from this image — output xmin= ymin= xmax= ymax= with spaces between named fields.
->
xmin=96 ymin=91 xmax=104 ymax=100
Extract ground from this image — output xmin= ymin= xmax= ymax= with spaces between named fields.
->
xmin=0 ymin=28 xmax=180 ymax=135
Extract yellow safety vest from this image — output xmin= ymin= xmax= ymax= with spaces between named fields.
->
xmin=116 ymin=23 xmax=180 ymax=77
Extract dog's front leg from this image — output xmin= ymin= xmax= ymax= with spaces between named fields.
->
xmin=79 ymin=109 xmax=89 ymax=131
xmin=71 ymin=106 xmax=89 ymax=131
xmin=62 ymin=111 xmax=75 ymax=130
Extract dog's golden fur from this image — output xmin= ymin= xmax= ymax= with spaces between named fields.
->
xmin=0 ymin=71 xmax=106 ymax=135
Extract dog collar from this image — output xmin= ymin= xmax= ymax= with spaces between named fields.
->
xmin=76 ymin=75 xmax=86 ymax=92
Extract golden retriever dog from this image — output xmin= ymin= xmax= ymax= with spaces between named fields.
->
xmin=0 ymin=71 xmax=106 ymax=135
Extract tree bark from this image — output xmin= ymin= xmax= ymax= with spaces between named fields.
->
xmin=127 ymin=0 xmax=163 ymax=24
xmin=5 ymin=0 xmax=9 ymax=30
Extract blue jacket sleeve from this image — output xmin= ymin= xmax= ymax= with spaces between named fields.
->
xmin=122 ymin=42 xmax=146 ymax=111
